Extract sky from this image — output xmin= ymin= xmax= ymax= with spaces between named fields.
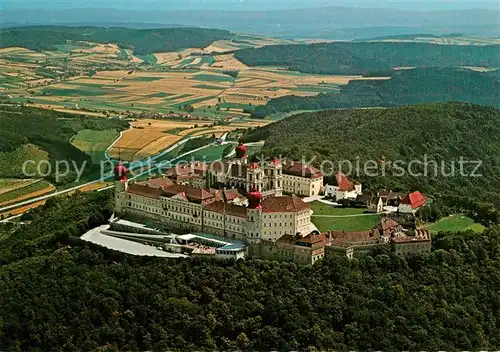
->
xmin=3 ymin=0 xmax=499 ymax=11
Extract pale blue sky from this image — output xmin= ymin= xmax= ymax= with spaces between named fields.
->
xmin=3 ymin=0 xmax=499 ymax=11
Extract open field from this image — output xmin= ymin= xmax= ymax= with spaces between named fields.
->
xmin=71 ymin=129 xmax=120 ymax=163
xmin=427 ymin=215 xmax=486 ymax=233
xmin=0 ymin=178 xmax=39 ymax=195
xmin=309 ymin=201 xmax=382 ymax=232
xmin=0 ymin=180 xmax=55 ymax=207
xmin=5 ymin=60 xmax=386 ymax=117
xmin=108 ymin=120 xmax=211 ymax=160
xmin=106 ymin=118 xmax=269 ymax=161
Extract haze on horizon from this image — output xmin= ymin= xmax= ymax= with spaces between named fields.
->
xmin=3 ymin=0 xmax=499 ymax=11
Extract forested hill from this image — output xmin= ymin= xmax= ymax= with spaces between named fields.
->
xmin=0 ymin=191 xmax=499 ymax=350
xmin=252 ymin=67 xmax=499 ymax=117
xmin=0 ymin=106 xmax=128 ymax=182
xmin=235 ymin=42 xmax=499 ymax=75
xmin=0 ymin=26 xmax=231 ymax=54
xmin=244 ymin=102 xmax=500 ymax=209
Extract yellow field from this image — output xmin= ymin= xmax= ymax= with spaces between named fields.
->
xmin=108 ymin=119 xmax=213 ymax=160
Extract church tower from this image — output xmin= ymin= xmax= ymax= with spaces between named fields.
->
xmin=267 ymin=157 xmax=283 ymax=196
xmin=246 ymin=186 xmax=263 ymax=244
xmin=114 ymin=161 xmax=128 ymax=214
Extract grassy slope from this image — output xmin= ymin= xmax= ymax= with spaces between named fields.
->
xmin=428 ymin=215 xmax=486 ymax=233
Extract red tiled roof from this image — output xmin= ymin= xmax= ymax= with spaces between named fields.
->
xmin=162 ymin=184 xmax=214 ymax=203
xmin=126 ymin=184 xmax=164 ymax=199
xmin=270 ymin=157 xmax=282 ymax=166
xmin=326 ymin=229 xmax=380 ymax=245
xmin=137 ymin=177 xmax=174 ymax=189
xmin=391 ymin=229 xmax=431 ymax=243
xmin=247 ymin=162 xmax=260 ymax=170
xmin=401 ymin=191 xmax=426 ymax=209
xmin=283 ymin=162 xmax=323 ymax=179
xmin=335 ymin=172 xmax=354 ymax=191
xmin=204 ymin=201 xmax=247 ymax=218
xmin=164 ymin=161 xmax=207 ymax=178
xmin=276 ymin=232 xmax=326 ymax=247
xmin=262 ymin=195 xmax=310 ymax=213
xmin=378 ymin=217 xmax=400 ymax=231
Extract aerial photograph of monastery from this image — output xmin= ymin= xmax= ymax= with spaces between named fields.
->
xmin=83 ymin=141 xmax=432 ymax=263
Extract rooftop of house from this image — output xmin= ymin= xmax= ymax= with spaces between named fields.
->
xmin=276 ymin=231 xmax=326 ymax=247
xmin=164 ymin=161 xmax=208 ymax=178
xmin=326 ymin=229 xmax=380 ymax=246
xmin=126 ymin=181 xmax=215 ymax=203
xmin=204 ymin=201 xmax=248 ymax=218
xmin=262 ymin=195 xmax=310 ymax=213
xmin=282 ymin=161 xmax=324 ymax=178
xmin=401 ymin=191 xmax=426 ymax=209
xmin=335 ymin=172 xmax=355 ymax=192
xmin=377 ymin=217 xmax=401 ymax=231
xmin=391 ymin=229 xmax=431 ymax=243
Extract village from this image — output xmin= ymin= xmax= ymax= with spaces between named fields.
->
xmin=82 ymin=141 xmax=432 ymax=264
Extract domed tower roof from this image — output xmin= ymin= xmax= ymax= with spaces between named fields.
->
xmin=247 ymin=186 xmax=263 ymax=209
xmin=114 ymin=161 xmax=128 ymax=182
xmin=235 ymin=142 xmax=247 ymax=159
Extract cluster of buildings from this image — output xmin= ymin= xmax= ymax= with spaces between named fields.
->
xmin=97 ymin=142 xmax=431 ymax=264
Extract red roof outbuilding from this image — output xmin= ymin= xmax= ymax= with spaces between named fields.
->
xmin=401 ymin=191 xmax=426 ymax=209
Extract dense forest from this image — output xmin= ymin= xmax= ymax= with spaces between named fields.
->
xmin=244 ymin=102 xmax=500 ymax=212
xmin=0 ymin=191 xmax=498 ymax=350
xmin=0 ymin=106 xmax=128 ymax=182
xmin=0 ymin=26 xmax=231 ymax=54
xmin=235 ymin=41 xmax=500 ymax=75
xmin=252 ymin=67 xmax=499 ymax=117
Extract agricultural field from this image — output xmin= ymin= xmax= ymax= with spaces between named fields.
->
xmin=0 ymin=180 xmax=55 ymax=207
xmin=0 ymin=178 xmax=38 ymax=195
xmin=309 ymin=201 xmax=382 ymax=232
xmin=8 ymin=68 xmax=382 ymax=118
xmin=107 ymin=119 xmax=268 ymax=161
xmin=71 ymin=129 xmax=121 ymax=163
xmin=427 ymin=214 xmax=486 ymax=233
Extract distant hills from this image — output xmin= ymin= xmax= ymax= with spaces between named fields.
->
xmin=2 ymin=7 xmax=499 ymax=39
xmin=0 ymin=26 xmax=231 ymax=55
xmin=235 ymin=42 xmax=500 ymax=75
xmin=251 ymin=68 xmax=500 ymax=117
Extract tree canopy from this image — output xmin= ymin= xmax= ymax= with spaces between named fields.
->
xmin=0 ymin=191 xmax=499 ymax=351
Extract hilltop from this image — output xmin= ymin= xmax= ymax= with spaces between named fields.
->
xmin=251 ymin=67 xmax=500 ymax=117
xmin=0 ymin=26 xmax=232 ymax=55
xmin=0 ymin=106 xmax=128 ymax=183
xmin=243 ymin=102 xmax=500 ymax=208
xmin=235 ymin=41 xmax=500 ymax=75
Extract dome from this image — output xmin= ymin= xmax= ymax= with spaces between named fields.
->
xmin=114 ymin=162 xmax=128 ymax=181
xmin=247 ymin=186 xmax=263 ymax=209
xmin=235 ymin=142 xmax=247 ymax=159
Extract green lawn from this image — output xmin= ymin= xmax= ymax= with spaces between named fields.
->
xmin=427 ymin=215 xmax=486 ymax=233
xmin=309 ymin=201 xmax=381 ymax=232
